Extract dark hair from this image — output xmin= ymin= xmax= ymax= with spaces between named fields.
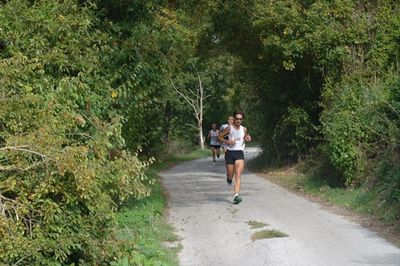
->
xmin=233 ymin=111 xmax=245 ymax=119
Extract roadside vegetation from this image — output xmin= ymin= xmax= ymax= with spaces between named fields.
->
xmin=1 ymin=0 xmax=399 ymax=264
xmin=113 ymin=148 xmax=209 ymax=266
xmin=113 ymin=170 xmax=179 ymax=266
xmin=208 ymin=0 xmax=400 ymax=237
xmin=247 ymin=220 xmax=268 ymax=229
xmin=0 ymin=0 xmax=217 ymax=264
xmin=251 ymin=230 xmax=288 ymax=241
xmin=248 ymin=160 xmax=400 ymax=246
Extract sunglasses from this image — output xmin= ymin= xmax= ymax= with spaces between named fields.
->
xmin=235 ymin=117 xmax=243 ymax=121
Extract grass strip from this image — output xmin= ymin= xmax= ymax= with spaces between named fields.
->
xmin=112 ymin=149 xmax=209 ymax=265
xmin=267 ymin=173 xmax=379 ymax=220
xmin=152 ymin=149 xmax=210 ymax=172
xmin=251 ymin=229 xmax=288 ymax=241
xmin=248 ymin=163 xmax=400 ymax=247
xmin=247 ymin=220 xmax=268 ymax=229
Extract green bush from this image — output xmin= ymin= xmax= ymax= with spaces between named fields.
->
xmin=303 ymin=145 xmax=345 ymax=188
xmin=161 ymin=138 xmax=195 ymax=159
xmin=0 ymin=1 xmax=151 ymax=264
xmin=321 ymin=74 xmax=400 ymax=186
xmin=0 ymin=88 xmax=150 ymax=266
xmin=376 ymin=161 xmax=400 ymax=224
xmin=273 ymin=107 xmax=318 ymax=162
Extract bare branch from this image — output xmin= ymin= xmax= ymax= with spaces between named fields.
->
xmin=185 ymin=123 xmax=198 ymax=130
xmin=169 ymin=63 xmax=207 ymax=149
xmin=12 ymin=256 xmax=28 ymax=266
xmin=385 ymin=101 xmax=400 ymax=119
xmin=187 ymin=86 xmax=199 ymax=99
xmin=170 ymin=78 xmax=198 ymax=111
xmin=0 ymin=145 xmax=29 ymax=149
xmin=0 ymin=193 xmax=16 ymax=202
xmin=0 ymin=161 xmax=43 ymax=172
xmin=190 ymin=62 xmax=199 ymax=72
xmin=0 ymin=146 xmax=46 ymax=158
xmin=68 ymin=132 xmax=96 ymax=141
xmin=76 ymin=109 xmax=99 ymax=130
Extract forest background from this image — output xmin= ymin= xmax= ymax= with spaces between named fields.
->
xmin=0 ymin=0 xmax=399 ymax=264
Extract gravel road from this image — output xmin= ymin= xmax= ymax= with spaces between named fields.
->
xmin=160 ymin=147 xmax=400 ymax=266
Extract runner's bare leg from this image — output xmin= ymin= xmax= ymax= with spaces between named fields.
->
xmin=211 ymin=147 xmax=216 ymax=162
xmin=234 ymin=159 xmax=244 ymax=195
xmin=226 ymin=163 xmax=234 ymax=180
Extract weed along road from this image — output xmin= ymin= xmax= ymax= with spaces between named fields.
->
xmin=160 ymin=147 xmax=400 ymax=266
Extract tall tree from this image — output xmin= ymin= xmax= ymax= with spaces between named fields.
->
xmin=170 ymin=67 xmax=208 ymax=149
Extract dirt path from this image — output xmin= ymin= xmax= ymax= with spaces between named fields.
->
xmin=160 ymin=147 xmax=400 ymax=266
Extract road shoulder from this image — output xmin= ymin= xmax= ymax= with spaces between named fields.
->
xmin=250 ymin=165 xmax=400 ymax=248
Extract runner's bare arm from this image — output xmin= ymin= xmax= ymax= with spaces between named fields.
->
xmin=218 ymin=127 xmax=228 ymax=143
xmin=219 ymin=127 xmax=235 ymax=145
xmin=244 ymin=127 xmax=252 ymax=142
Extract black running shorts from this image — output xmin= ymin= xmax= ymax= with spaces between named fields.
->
xmin=225 ymin=150 xmax=244 ymax=165
xmin=211 ymin=144 xmax=221 ymax=149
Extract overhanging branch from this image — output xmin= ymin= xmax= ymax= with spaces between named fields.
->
xmin=0 ymin=146 xmax=46 ymax=159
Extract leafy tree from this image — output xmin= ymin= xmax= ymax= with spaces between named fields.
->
xmin=0 ymin=0 xmax=151 ymax=264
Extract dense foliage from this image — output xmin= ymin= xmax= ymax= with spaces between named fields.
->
xmin=0 ymin=0 xmax=234 ymax=264
xmin=197 ymin=0 xmax=400 ymax=222
xmin=1 ymin=0 xmax=399 ymax=264
xmin=0 ymin=0 xmax=153 ymax=264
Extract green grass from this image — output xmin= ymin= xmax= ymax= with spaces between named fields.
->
xmin=114 ymin=172 xmax=179 ymax=265
xmin=275 ymin=173 xmax=371 ymax=209
xmin=282 ymin=175 xmax=378 ymax=217
xmin=112 ymin=148 xmax=209 ymax=265
xmin=260 ymin=170 xmax=392 ymax=227
xmin=248 ymin=162 xmax=400 ymax=246
xmin=251 ymin=229 xmax=288 ymax=241
xmin=152 ymin=148 xmax=210 ymax=172
xmin=247 ymin=220 xmax=268 ymax=229
xmin=301 ymin=179 xmax=388 ymax=225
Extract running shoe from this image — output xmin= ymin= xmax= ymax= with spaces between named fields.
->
xmin=233 ymin=195 xmax=242 ymax=205
xmin=226 ymin=178 xmax=233 ymax=185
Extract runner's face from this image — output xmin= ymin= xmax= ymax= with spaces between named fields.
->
xmin=234 ymin=115 xmax=243 ymax=126
xmin=228 ymin=117 xmax=234 ymax=125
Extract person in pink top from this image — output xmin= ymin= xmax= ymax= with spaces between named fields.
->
xmin=218 ymin=111 xmax=252 ymax=204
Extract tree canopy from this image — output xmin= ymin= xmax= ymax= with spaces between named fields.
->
xmin=1 ymin=0 xmax=399 ymax=264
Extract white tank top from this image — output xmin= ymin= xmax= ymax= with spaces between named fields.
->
xmin=210 ymin=130 xmax=220 ymax=145
xmin=220 ymin=124 xmax=229 ymax=140
xmin=227 ymin=125 xmax=245 ymax=151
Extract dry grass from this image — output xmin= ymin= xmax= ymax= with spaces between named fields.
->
xmin=251 ymin=229 xmax=288 ymax=241
xmin=247 ymin=220 xmax=268 ymax=229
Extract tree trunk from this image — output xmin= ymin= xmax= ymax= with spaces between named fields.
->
xmin=198 ymin=120 xmax=204 ymax=149
xmin=169 ymin=65 xmax=207 ymax=149
xmin=198 ymin=73 xmax=204 ymax=149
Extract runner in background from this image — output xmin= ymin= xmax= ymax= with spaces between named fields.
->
xmin=220 ymin=116 xmax=235 ymax=191
xmin=220 ymin=116 xmax=234 ymax=154
xmin=207 ymin=123 xmax=221 ymax=165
